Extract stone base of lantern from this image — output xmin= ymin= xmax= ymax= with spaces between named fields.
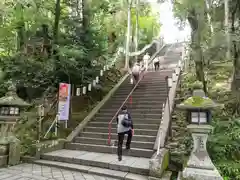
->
xmin=0 ymin=155 xmax=8 ymax=166
xmin=181 ymin=124 xmax=223 ymax=180
xmin=182 ymin=167 xmax=223 ymax=180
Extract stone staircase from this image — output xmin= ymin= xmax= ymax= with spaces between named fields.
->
xmin=35 ymin=70 xmax=173 ymax=180
xmin=33 ymin=44 xmax=181 ymax=180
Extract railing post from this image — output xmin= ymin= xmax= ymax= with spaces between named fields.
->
xmin=129 ymin=95 xmax=132 ymax=109
xmin=165 ymin=76 xmax=172 ymax=139
xmin=37 ymin=105 xmax=44 ymax=141
xmin=108 ymin=123 xmax=112 ymax=145
xmin=55 ymin=114 xmax=59 ymax=136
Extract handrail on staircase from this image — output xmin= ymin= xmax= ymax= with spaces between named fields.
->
xmin=107 ymin=44 xmax=167 ymax=145
xmin=108 ymin=70 xmax=145 ymax=145
xmin=155 ymin=42 xmax=184 ymax=152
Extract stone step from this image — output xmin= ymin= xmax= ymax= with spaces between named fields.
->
xmin=112 ymin=92 xmax=168 ymax=97
xmin=133 ymin=89 xmax=168 ymax=93
xmin=148 ymin=172 xmax=172 ymax=180
xmin=65 ymin=143 xmax=154 ymax=158
xmin=99 ymin=108 xmax=163 ymax=114
xmin=141 ymin=76 xmax=167 ymax=79
xmin=118 ymin=85 xmax=169 ymax=91
xmin=114 ymin=91 xmax=168 ymax=97
xmin=104 ymin=100 xmax=165 ymax=106
xmin=130 ymin=82 xmax=168 ymax=86
xmin=109 ymin=97 xmax=167 ymax=102
xmin=74 ymin=137 xmax=154 ymax=149
xmin=112 ymin=95 xmax=168 ymax=101
xmin=139 ymin=82 xmax=169 ymax=86
xmin=38 ymin=149 xmax=150 ymax=177
xmin=34 ymin=160 xmax=147 ymax=180
xmin=103 ymin=103 xmax=164 ymax=109
xmin=95 ymin=112 xmax=162 ymax=119
xmin=142 ymin=76 xmax=171 ymax=80
xmin=88 ymin=122 xmax=160 ymax=130
xmin=117 ymin=85 xmax=167 ymax=92
xmin=93 ymin=117 xmax=161 ymax=124
xmin=84 ymin=127 xmax=158 ymax=136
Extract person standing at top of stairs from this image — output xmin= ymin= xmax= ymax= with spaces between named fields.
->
xmin=143 ymin=52 xmax=150 ymax=71
xmin=116 ymin=105 xmax=134 ymax=162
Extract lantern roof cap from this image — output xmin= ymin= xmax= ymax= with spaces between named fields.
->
xmin=0 ymin=81 xmax=30 ymax=107
xmin=176 ymin=89 xmax=221 ymax=110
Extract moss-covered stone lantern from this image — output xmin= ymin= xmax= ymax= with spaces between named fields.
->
xmin=0 ymin=82 xmax=30 ymax=167
xmin=0 ymin=83 xmax=30 ymax=121
xmin=177 ymin=89 xmax=219 ymax=125
xmin=176 ymin=89 xmax=223 ymax=180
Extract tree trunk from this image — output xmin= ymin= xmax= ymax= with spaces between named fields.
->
xmin=205 ymin=0 xmax=213 ymax=35
xmin=231 ymin=6 xmax=240 ymax=91
xmin=15 ymin=3 xmax=25 ymax=51
xmin=52 ymin=0 xmax=61 ymax=84
xmin=53 ymin=0 xmax=61 ymax=45
xmin=135 ymin=0 xmax=139 ymax=61
xmin=16 ymin=22 xmax=25 ymax=51
xmin=224 ymin=0 xmax=231 ymax=60
xmin=82 ymin=0 xmax=89 ymax=44
xmin=188 ymin=8 xmax=207 ymax=93
xmin=125 ymin=2 xmax=132 ymax=70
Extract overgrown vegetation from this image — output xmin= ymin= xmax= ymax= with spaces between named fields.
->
xmin=170 ymin=0 xmax=240 ymax=179
xmin=0 ymin=0 xmax=160 ymax=155
xmin=0 ymin=0 xmax=160 ymax=100
xmin=179 ymin=64 xmax=240 ymax=179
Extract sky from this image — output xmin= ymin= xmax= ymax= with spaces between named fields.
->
xmin=147 ymin=0 xmax=190 ymax=43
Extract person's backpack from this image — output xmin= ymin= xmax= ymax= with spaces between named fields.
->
xmin=153 ymin=58 xmax=159 ymax=63
xmin=118 ymin=113 xmax=132 ymax=127
xmin=132 ymin=65 xmax=140 ymax=75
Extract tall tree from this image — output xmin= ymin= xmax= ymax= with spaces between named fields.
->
xmin=174 ymin=0 xmax=207 ymax=93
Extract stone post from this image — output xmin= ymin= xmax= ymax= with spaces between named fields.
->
xmin=8 ymin=136 xmax=21 ymax=165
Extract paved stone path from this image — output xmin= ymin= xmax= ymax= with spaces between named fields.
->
xmin=0 ymin=163 xmax=118 ymax=180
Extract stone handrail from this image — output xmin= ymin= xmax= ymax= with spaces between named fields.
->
xmin=154 ymin=42 xmax=186 ymax=150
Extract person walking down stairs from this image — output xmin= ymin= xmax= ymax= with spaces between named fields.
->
xmin=116 ymin=106 xmax=134 ymax=161
xmin=143 ymin=52 xmax=150 ymax=72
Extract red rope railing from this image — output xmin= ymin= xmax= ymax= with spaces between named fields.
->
xmin=107 ymin=70 xmax=145 ymax=145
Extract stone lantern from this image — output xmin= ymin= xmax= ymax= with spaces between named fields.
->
xmin=0 ymin=83 xmax=30 ymax=166
xmin=0 ymin=84 xmax=30 ymax=120
xmin=176 ymin=89 xmax=223 ymax=180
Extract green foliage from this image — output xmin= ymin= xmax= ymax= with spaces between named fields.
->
xmin=179 ymin=67 xmax=240 ymax=179
xmin=0 ymin=0 xmax=160 ymax=101
xmin=0 ymin=0 xmax=160 ymax=158
xmin=131 ymin=5 xmax=160 ymax=46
